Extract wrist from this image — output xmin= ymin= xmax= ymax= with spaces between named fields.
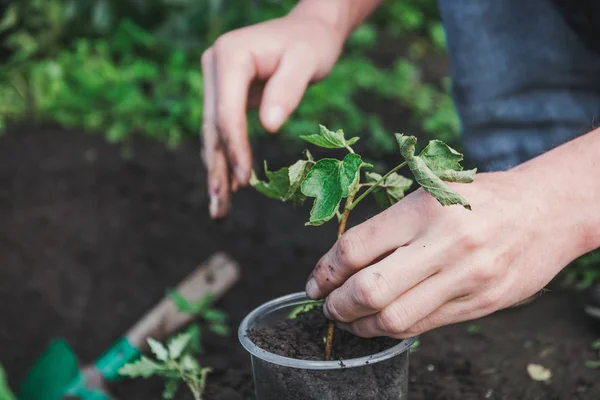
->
xmin=289 ymin=0 xmax=380 ymax=39
xmin=511 ymin=156 xmax=600 ymax=264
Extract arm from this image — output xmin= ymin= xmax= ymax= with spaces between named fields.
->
xmin=290 ymin=0 xmax=383 ymax=39
xmin=305 ymin=128 xmax=600 ymax=338
xmin=201 ymin=0 xmax=383 ymax=219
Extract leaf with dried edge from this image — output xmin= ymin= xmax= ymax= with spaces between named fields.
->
xmin=395 ymin=134 xmax=472 ymax=209
xmin=301 ymin=153 xmax=369 ymax=226
xmin=366 ymin=172 xmax=413 ymax=208
xmin=250 ymin=152 xmax=313 ymax=203
xmin=300 ymin=125 xmax=359 ymax=150
xmin=419 ymin=140 xmax=477 ymax=183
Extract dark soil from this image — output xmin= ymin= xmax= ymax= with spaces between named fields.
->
xmin=1 ymin=126 xmax=600 ymax=400
xmin=246 ymin=308 xmax=407 ymax=399
xmin=246 ymin=307 xmax=399 ymax=360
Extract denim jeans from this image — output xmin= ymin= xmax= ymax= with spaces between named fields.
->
xmin=438 ymin=0 xmax=600 ymax=172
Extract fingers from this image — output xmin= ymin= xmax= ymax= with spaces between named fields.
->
xmin=322 ymin=240 xmax=443 ymax=322
xmin=213 ymin=37 xmax=256 ymax=185
xmin=201 ymin=49 xmax=230 ymax=219
xmin=259 ymin=44 xmax=316 ymax=132
xmin=336 ymin=271 xmax=463 ymax=338
xmin=306 ymin=198 xmax=430 ymax=299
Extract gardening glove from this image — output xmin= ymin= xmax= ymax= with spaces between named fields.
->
xmin=201 ymin=0 xmax=382 ymax=218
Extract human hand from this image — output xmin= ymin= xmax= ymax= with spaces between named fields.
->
xmin=201 ymin=13 xmax=345 ymax=218
xmin=305 ymin=169 xmax=584 ymax=338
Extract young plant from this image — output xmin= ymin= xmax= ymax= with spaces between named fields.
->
xmin=251 ymin=124 xmax=476 ymax=360
xmin=119 ymin=333 xmax=212 ymax=400
xmin=167 ymin=291 xmax=230 ymax=353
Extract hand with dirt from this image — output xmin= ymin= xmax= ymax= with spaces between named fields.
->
xmin=305 ymin=128 xmax=600 ymax=338
xmin=201 ymin=0 xmax=382 ymax=218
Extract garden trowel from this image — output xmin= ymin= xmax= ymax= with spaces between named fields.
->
xmin=18 ymin=252 xmax=241 ymax=400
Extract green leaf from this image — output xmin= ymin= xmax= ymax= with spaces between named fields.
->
xmin=148 ymin=338 xmax=169 ymax=361
xmin=301 ymin=153 xmax=366 ymax=226
xmin=366 ymin=172 xmax=412 ymax=208
xmin=419 ymin=140 xmax=477 ymax=183
xmin=162 ymin=378 xmax=179 ymax=399
xmin=209 ymin=323 xmax=230 ymax=337
xmin=0 ymin=365 xmax=15 ymax=400
xmin=184 ymin=324 xmax=202 ymax=354
xmin=168 ymin=290 xmax=214 ymax=316
xmin=0 ymin=5 xmax=18 ymax=33
xmin=250 ymin=162 xmax=290 ymax=200
xmin=395 ymin=134 xmax=472 ymax=209
xmin=300 ymin=125 xmax=359 ymax=150
xmin=585 ymin=360 xmax=600 ymax=369
xmin=591 ymin=339 xmax=600 ymax=350
xmin=288 ymin=300 xmax=323 ymax=319
xmin=203 ymin=309 xmax=227 ymax=323
xmin=167 ymin=290 xmax=192 ymax=313
xmin=286 ymin=158 xmax=313 ymax=201
xmin=167 ymin=333 xmax=192 ymax=359
xmin=250 ymin=154 xmax=313 ymax=203
xmin=180 ymin=354 xmax=200 ymax=371
xmin=118 ymin=356 xmax=165 ymax=378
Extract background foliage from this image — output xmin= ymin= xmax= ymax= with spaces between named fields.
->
xmin=0 ymin=0 xmax=597 ymax=285
xmin=0 ymin=0 xmax=458 ymax=153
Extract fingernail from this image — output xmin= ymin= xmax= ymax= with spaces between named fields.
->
xmin=235 ymin=166 xmax=248 ymax=184
xmin=209 ymin=194 xmax=219 ymax=219
xmin=264 ymin=106 xmax=285 ymax=131
xmin=305 ymin=278 xmax=321 ymax=299
xmin=323 ymin=303 xmax=332 ymax=320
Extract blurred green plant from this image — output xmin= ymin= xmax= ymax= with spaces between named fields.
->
xmin=0 ymin=0 xmax=459 ymax=152
xmin=0 ymin=365 xmax=15 ymax=400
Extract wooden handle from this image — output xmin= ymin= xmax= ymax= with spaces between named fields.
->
xmin=125 ymin=252 xmax=240 ymax=350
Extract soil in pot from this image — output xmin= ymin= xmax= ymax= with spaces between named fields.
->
xmin=246 ymin=307 xmax=409 ymax=400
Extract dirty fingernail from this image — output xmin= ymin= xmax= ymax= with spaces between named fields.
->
xmin=209 ymin=194 xmax=219 ymax=219
xmin=323 ymin=303 xmax=332 ymax=320
xmin=264 ymin=106 xmax=285 ymax=131
xmin=305 ymin=278 xmax=321 ymax=299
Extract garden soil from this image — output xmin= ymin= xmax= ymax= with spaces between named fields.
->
xmin=1 ymin=127 xmax=599 ymax=400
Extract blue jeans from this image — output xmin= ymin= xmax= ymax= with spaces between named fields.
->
xmin=439 ymin=0 xmax=600 ymax=171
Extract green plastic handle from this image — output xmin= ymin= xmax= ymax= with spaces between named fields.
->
xmin=94 ymin=337 xmax=141 ymax=382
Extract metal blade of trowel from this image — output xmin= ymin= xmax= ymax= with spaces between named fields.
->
xmin=17 ymin=252 xmax=241 ymax=400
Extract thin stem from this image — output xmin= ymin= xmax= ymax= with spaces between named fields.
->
xmin=325 ymin=192 xmax=356 ymax=361
xmin=346 ymin=161 xmax=407 ymax=211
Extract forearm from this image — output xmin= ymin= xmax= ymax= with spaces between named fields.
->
xmin=289 ymin=0 xmax=383 ymax=39
xmin=513 ymin=127 xmax=600 ymax=258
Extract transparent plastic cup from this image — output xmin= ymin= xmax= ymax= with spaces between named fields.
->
xmin=239 ymin=292 xmax=416 ymax=400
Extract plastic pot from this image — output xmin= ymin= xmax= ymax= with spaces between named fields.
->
xmin=239 ymin=292 xmax=416 ymax=400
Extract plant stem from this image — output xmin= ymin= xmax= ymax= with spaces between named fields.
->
xmin=324 ymin=192 xmax=356 ymax=361
xmin=346 ymin=161 xmax=407 ymax=211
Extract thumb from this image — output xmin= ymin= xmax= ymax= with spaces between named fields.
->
xmin=259 ymin=46 xmax=317 ymax=132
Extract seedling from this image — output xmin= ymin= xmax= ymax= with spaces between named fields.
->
xmin=168 ymin=291 xmax=230 ymax=353
xmin=119 ymin=333 xmax=212 ymax=400
xmin=251 ymin=124 xmax=475 ymax=360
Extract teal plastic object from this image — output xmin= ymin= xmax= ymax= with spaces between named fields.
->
xmin=18 ymin=337 xmax=141 ymax=400
xmin=18 ymin=339 xmax=80 ymax=400
xmin=94 ymin=337 xmax=141 ymax=382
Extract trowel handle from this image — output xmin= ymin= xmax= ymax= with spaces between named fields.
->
xmin=124 ymin=252 xmax=240 ymax=351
